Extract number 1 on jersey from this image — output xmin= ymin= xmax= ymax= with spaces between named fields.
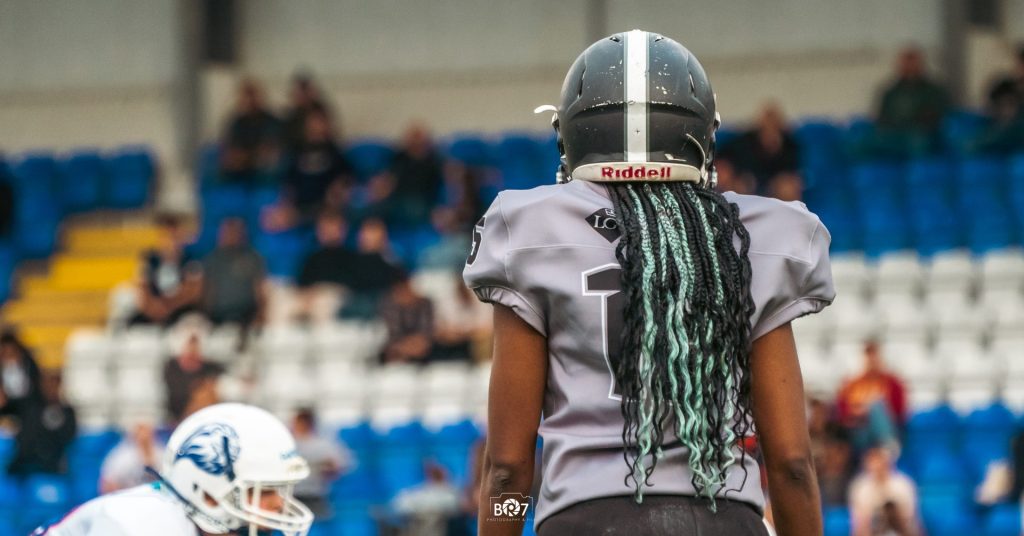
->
xmin=582 ymin=264 xmax=624 ymax=400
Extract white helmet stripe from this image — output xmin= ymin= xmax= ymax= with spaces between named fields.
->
xmin=624 ymin=29 xmax=649 ymax=162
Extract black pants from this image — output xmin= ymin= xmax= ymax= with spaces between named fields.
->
xmin=536 ymin=495 xmax=770 ymax=536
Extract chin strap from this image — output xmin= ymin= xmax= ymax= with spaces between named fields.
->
xmin=145 ymin=466 xmax=235 ymax=534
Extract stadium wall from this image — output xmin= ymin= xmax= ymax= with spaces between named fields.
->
xmin=3 ymin=1 xmax=1024 ymax=177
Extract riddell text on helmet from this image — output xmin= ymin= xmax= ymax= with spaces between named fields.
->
xmin=601 ymin=165 xmax=672 ymax=179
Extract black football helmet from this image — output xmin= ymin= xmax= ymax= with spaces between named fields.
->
xmin=539 ymin=30 xmax=720 ymax=187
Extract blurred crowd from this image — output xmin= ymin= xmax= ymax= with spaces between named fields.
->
xmin=716 ymin=45 xmax=1024 ymax=200
xmin=790 ymin=340 xmax=1024 ymax=536
xmin=0 ymin=42 xmax=1022 ymax=536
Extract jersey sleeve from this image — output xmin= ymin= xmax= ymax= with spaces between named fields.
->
xmin=750 ymin=215 xmax=835 ymax=340
xmin=462 ymin=194 xmax=547 ymax=335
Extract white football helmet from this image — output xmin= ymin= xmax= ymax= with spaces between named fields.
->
xmin=160 ymin=403 xmax=314 ymax=536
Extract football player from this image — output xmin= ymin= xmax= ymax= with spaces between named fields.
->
xmin=37 ymin=403 xmax=314 ymax=536
xmin=465 ymin=30 xmax=835 ymax=535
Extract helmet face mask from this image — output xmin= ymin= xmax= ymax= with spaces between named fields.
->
xmin=220 ymin=480 xmax=314 ymax=536
xmin=546 ymin=30 xmax=720 ymax=187
xmin=162 ymin=404 xmax=314 ymax=536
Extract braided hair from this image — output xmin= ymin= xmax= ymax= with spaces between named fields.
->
xmin=606 ymin=180 xmax=756 ymax=508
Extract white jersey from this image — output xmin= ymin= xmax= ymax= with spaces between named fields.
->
xmin=39 ymin=483 xmax=199 ymax=536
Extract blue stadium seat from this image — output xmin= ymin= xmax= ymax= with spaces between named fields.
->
xmin=905 ymin=161 xmax=961 ymax=254
xmin=0 ymin=476 xmax=20 ymax=510
xmin=67 ymin=430 xmax=120 ymax=504
xmin=427 ymin=420 xmax=481 ymax=488
xmin=390 ymin=225 xmax=441 ymax=270
xmin=345 ymin=140 xmax=395 ymax=182
xmin=497 ymin=134 xmax=550 ymax=190
xmin=943 ymin=110 xmax=989 ymax=156
xmin=985 ymin=504 xmax=1022 ymax=536
xmin=823 ymin=506 xmax=851 ymax=536
xmin=445 ymin=135 xmax=493 ymax=167
xmin=22 ymin=475 xmax=71 ymax=534
xmin=332 ymin=511 xmax=377 ymax=536
xmin=914 ymin=453 xmax=971 ymax=512
xmin=850 ymin=161 xmax=903 ymax=199
xmin=802 ymin=166 xmax=850 ymax=206
xmin=376 ymin=422 xmax=427 ymax=499
xmin=1008 ymin=154 xmax=1024 ymax=234
xmin=11 ymin=154 xmax=58 ymax=190
xmin=202 ymin=185 xmax=250 ymax=220
xmin=68 ymin=430 xmax=121 ymax=460
xmin=537 ymin=134 xmax=561 ymax=179
xmin=11 ymin=154 xmax=61 ymax=258
xmin=14 ymin=207 xmax=59 ymax=258
xmin=965 ymin=205 xmax=1016 ymax=254
xmin=245 ymin=186 xmax=280 ymax=234
xmin=193 ymin=185 xmax=251 ymax=254
xmin=814 ymin=206 xmax=859 ymax=253
xmin=105 ymin=147 xmax=154 ymax=208
xmin=253 ymin=228 xmax=312 ymax=280
xmin=906 ymin=157 xmax=954 ymax=194
xmin=905 ymin=406 xmax=960 ymax=459
xmin=197 ymin=144 xmax=221 ymax=190
xmin=961 ymin=404 xmax=1016 ymax=482
xmin=60 ymin=151 xmax=104 ymax=212
xmin=716 ymin=127 xmax=740 ymax=150
xmin=795 ymin=120 xmax=844 ymax=172
xmin=1009 ymin=153 xmax=1024 ymax=190
xmin=338 ymin=421 xmax=376 ymax=454
xmin=842 ymin=116 xmax=875 ymax=159
xmin=0 ymin=244 xmax=17 ymax=304
xmin=923 ymin=503 xmax=978 ymax=536
xmin=956 ymin=157 xmax=1007 ymax=201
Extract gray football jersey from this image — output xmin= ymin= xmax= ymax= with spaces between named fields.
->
xmin=463 ymin=179 xmax=835 ymax=529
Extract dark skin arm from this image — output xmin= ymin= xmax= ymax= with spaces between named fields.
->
xmin=752 ymin=322 xmax=823 ymax=536
xmin=478 ymin=304 xmax=547 ymax=536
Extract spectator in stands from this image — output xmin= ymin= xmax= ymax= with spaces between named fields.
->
xmin=416 ymin=207 xmax=471 ymax=271
xmin=975 ymin=46 xmax=1024 ymax=154
xmin=836 ymin=341 xmax=907 ymax=453
xmin=162 ymin=331 xmax=224 ymax=424
xmin=725 ymin=102 xmax=802 ymax=200
xmin=131 ymin=214 xmax=201 ymax=326
xmin=295 ymin=212 xmax=352 ymax=321
xmin=390 ymin=461 xmax=462 ymax=533
xmin=298 ymin=212 xmax=354 ymax=288
xmin=712 ymin=157 xmax=754 ymax=196
xmin=6 ymin=372 xmax=76 ymax=478
xmin=808 ymin=396 xmax=832 ymax=465
xmin=219 ymin=79 xmax=281 ymax=184
xmin=338 ymin=218 xmax=403 ymax=320
xmin=201 ymin=218 xmax=267 ymax=328
xmin=849 ymin=445 xmax=921 ymax=536
xmin=868 ymin=47 xmax=949 ymax=157
xmin=445 ymin=162 xmax=491 ymax=230
xmin=432 ymin=272 xmax=491 ymax=363
xmin=378 ymin=273 xmax=434 ymax=365
xmin=265 ymin=108 xmax=354 ymax=232
xmin=290 ymin=408 xmax=352 ymax=519
xmin=99 ymin=421 xmax=164 ymax=493
xmin=0 ymin=329 xmax=42 ymax=418
xmin=366 ymin=123 xmax=445 ymax=227
xmin=818 ymin=425 xmax=854 ymax=507
xmin=283 ymin=72 xmax=336 ymax=152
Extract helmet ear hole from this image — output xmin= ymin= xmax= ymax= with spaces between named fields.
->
xmin=202 ymin=492 xmax=218 ymax=507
